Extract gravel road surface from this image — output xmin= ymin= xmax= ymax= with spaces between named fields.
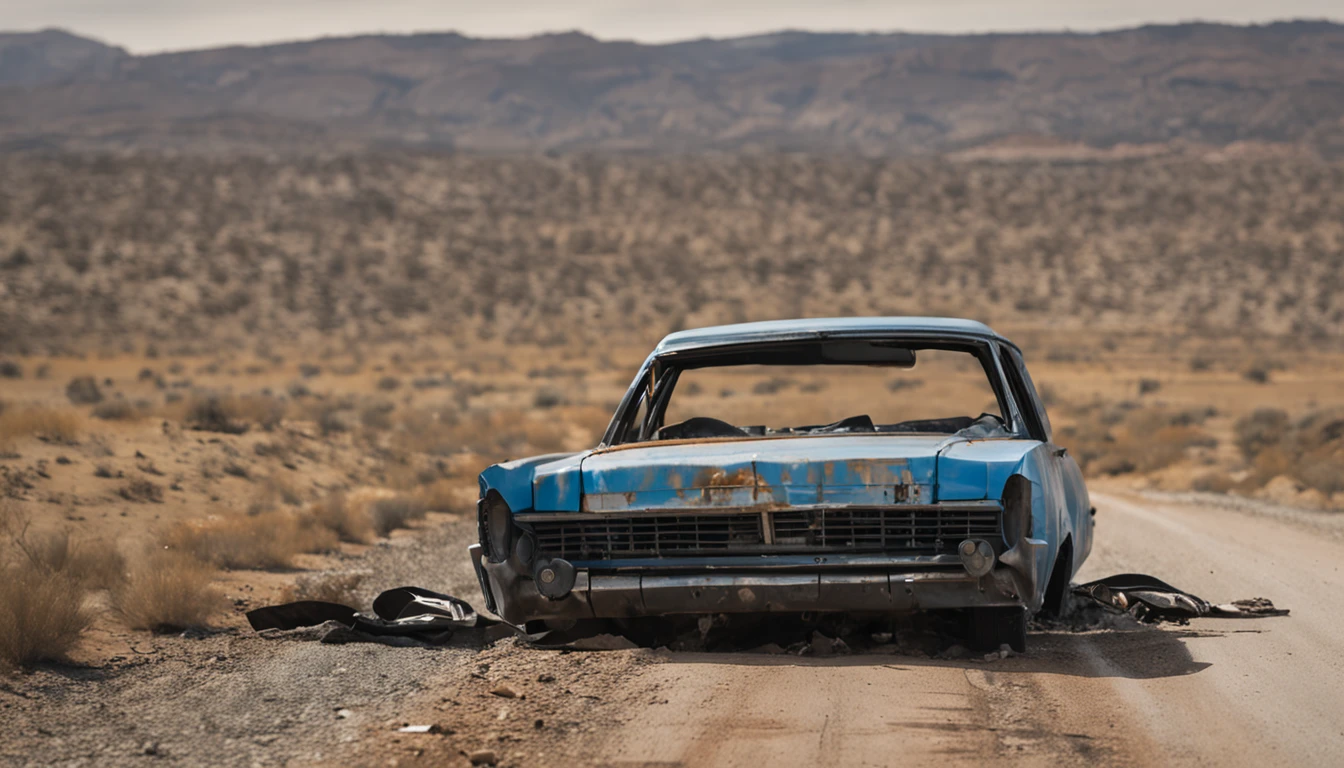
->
xmin=6 ymin=492 xmax=1341 ymax=767
xmin=598 ymin=491 xmax=1344 ymax=766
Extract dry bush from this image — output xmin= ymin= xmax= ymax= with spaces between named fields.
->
xmin=1234 ymin=407 xmax=1344 ymax=494
xmin=118 ymin=477 xmax=164 ymax=503
xmin=229 ymin=394 xmax=288 ymax=431
xmin=417 ymin=478 xmax=469 ymax=513
xmin=0 ymin=565 xmax=94 ymax=670
xmin=308 ymin=492 xmax=374 ymax=543
xmin=184 ymin=394 xmax=250 ymax=434
xmin=369 ymin=496 xmax=428 ymax=537
xmin=163 ymin=510 xmax=337 ymax=570
xmin=0 ymin=406 xmax=82 ymax=443
xmin=282 ymin=572 xmax=365 ymax=606
xmin=92 ymin=399 xmax=140 ymax=420
xmin=1062 ymin=404 xmax=1217 ymax=476
xmin=111 ymin=550 xmax=222 ymax=632
xmin=65 ymin=376 xmax=102 ymax=405
xmin=11 ymin=530 xmax=125 ymax=589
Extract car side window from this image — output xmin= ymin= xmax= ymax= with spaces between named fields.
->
xmin=1002 ymin=347 xmax=1053 ymax=442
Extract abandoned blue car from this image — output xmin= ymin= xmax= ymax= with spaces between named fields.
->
xmin=471 ymin=317 xmax=1093 ymax=650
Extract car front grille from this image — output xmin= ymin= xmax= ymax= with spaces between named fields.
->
xmin=523 ymin=505 xmax=1001 ymax=561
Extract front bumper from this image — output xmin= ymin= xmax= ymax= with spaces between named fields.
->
xmin=470 ymin=543 xmax=1049 ymax=626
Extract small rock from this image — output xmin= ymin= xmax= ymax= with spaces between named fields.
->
xmin=336 ymin=709 xmax=353 ymax=719
xmin=940 ymin=644 xmax=969 ymax=660
xmin=489 ymin=684 xmax=517 ymax=699
xmin=533 ymin=719 xmax=545 ymax=729
xmin=871 ymin=632 xmax=893 ymax=645
xmin=536 ymin=673 xmax=555 ymax=683
xmin=140 ymin=741 xmax=159 ymax=756
xmin=468 ymin=749 xmax=497 ymax=765
xmin=998 ymin=644 xmax=1015 ymax=659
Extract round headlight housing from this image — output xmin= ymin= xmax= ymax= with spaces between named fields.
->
xmin=479 ymin=491 xmax=513 ymax=563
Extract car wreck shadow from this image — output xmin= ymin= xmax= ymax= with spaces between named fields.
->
xmin=654 ymin=623 xmax=1213 ymax=680
xmin=623 ymin=616 xmax=1231 ymax=683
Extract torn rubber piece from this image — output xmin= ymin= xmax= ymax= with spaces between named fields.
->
xmin=1072 ymin=573 xmax=1288 ymax=623
xmin=247 ymin=586 xmax=497 ymax=643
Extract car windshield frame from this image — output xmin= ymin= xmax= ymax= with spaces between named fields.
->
xmin=599 ymin=335 xmax=1031 ymax=447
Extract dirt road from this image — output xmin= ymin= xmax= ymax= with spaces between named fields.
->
xmin=599 ymin=491 xmax=1344 ymax=766
xmin=8 ymin=491 xmax=1344 ymax=766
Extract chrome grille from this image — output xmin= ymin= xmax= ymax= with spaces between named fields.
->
xmin=524 ymin=505 xmax=1001 ymax=561
xmin=771 ymin=507 xmax=1001 ymax=552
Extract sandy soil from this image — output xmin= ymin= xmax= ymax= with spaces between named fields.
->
xmin=587 ymin=489 xmax=1344 ymax=766
xmin=3 ymin=488 xmax=1341 ymax=766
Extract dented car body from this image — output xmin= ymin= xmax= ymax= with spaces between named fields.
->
xmin=471 ymin=318 xmax=1093 ymax=650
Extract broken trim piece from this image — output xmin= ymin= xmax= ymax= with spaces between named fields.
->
xmin=1072 ymin=573 xmax=1289 ymax=623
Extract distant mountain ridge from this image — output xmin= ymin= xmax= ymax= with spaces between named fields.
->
xmin=1 ymin=21 xmax=1342 ymax=154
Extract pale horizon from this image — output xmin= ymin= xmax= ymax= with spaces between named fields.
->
xmin=1 ymin=0 xmax=1340 ymax=55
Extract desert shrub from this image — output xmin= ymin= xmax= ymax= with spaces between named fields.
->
xmin=417 ymin=478 xmax=467 ymax=513
xmin=111 ymin=550 xmax=222 ymax=632
xmin=4 ymin=524 xmax=125 ymax=590
xmin=1137 ymin=378 xmax=1162 ymax=395
xmin=163 ymin=510 xmax=337 ymax=570
xmin=229 ymin=394 xmax=287 ymax=431
xmin=283 ymin=572 xmax=364 ymax=606
xmin=1232 ymin=408 xmax=1344 ymax=495
xmin=376 ymin=376 xmax=401 ymax=391
xmin=1234 ymin=408 xmax=1290 ymax=460
xmin=886 ymin=378 xmax=923 ymax=392
xmin=369 ymin=496 xmax=428 ymax=537
xmin=317 ymin=406 xmax=352 ymax=436
xmin=532 ymin=387 xmax=566 ymax=409
xmin=118 ymin=477 xmax=164 ymax=503
xmin=65 ymin=376 xmax=103 ymax=404
xmin=0 ymin=565 xmax=93 ymax=669
xmin=1242 ymin=365 xmax=1271 ymax=384
xmin=1065 ymin=405 xmax=1217 ymax=475
xmin=92 ymin=399 xmax=139 ymax=420
xmin=752 ymin=377 xmax=794 ymax=395
xmin=0 ymin=406 xmax=82 ymax=443
xmin=360 ymin=401 xmax=395 ymax=431
xmin=308 ymin=493 xmax=373 ymax=543
xmin=1191 ymin=472 xmax=1237 ymax=493
xmin=185 ymin=394 xmax=249 ymax=434
xmin=298 ymin=364 xmax=322 ymax=378
xmin=0 ymin=360 xmax=21 ymax=379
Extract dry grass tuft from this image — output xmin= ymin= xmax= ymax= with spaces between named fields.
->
xmin=162 ymin=509 xmax=337 ymax=570
xmin=0 ymin=565 xmax=94 ymax=670
xmin=91 ymin=399 xmax=141 ymax=421
xmin=0 ymin=406 xmax=82 ymax=444
xmin=308 ymin=492 xmax=373 ymax=543
xmin=369 ymin=496 xmax=428 ymax=537
xmin=282 ymin=572 xmax=365 ymax=606
xmin=111 ymin=550 xmax=222 ymax=632
xmin=1 ymin=501 xmax=125 ymax=589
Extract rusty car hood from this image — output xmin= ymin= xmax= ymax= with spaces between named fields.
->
xmin=573 ymin=435 xmax=962 ymax=511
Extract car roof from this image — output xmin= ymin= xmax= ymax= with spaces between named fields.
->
xmin=654 ymin=317 xmax=1009 ymax=355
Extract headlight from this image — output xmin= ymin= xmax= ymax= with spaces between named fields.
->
xmin=479 ymin=491 xmax=512 ymax=563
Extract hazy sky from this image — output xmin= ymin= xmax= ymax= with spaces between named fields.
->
xmin=4 ymin=0 xmax=1341 ymax=53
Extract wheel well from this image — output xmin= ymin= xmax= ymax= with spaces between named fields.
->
xmin=1040 ymin=535 xmax=1073 ymax=617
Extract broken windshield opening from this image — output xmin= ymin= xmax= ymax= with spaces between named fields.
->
xmin=616 ymin=346 xmax=1010 ymax=444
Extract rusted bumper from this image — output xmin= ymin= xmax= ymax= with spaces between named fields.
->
xmin=470 ymin=543 xmax=1047 ymax=626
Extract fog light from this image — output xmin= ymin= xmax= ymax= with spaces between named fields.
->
xmin=959 ymin=539 xmax=996 ymax=578
xmin=533 ymin=558 xmax=576 ymax=600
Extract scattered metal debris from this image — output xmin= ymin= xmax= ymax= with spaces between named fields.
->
xmin=1072 ymin=574 xmax=1289 ymax=623
xmin=246 ymin=586 xmax=500 ymax=645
